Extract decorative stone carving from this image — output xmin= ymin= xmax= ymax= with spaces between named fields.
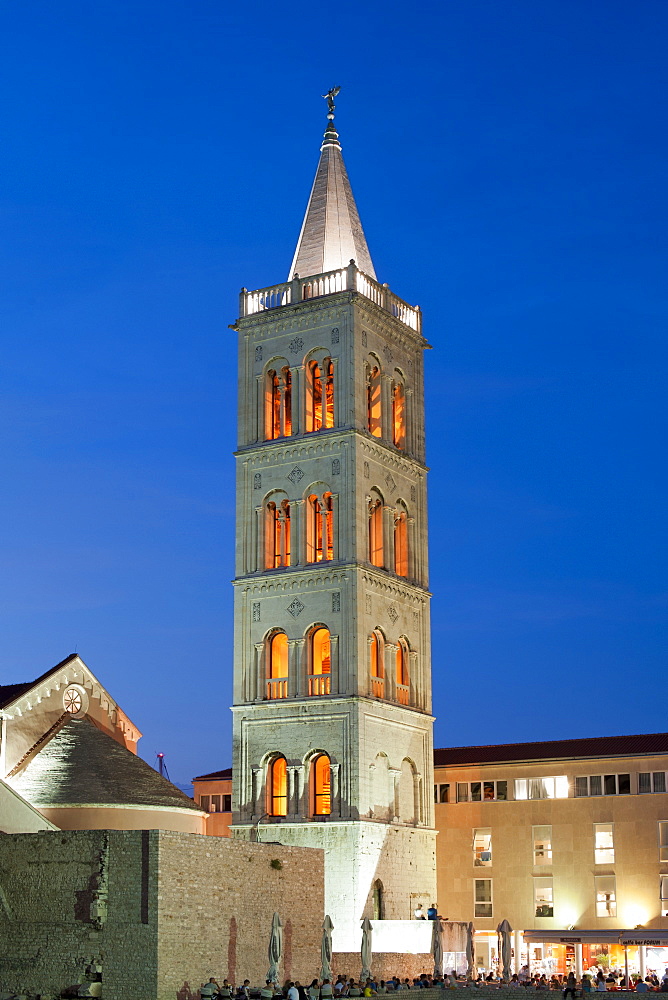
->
xmin=289 ymin=336 xmax=304 ymax=354
xmin=255 ymin=345 xmax=263 ymax=363
xmin=385 ymin=472 xmax=396 ymax=493
xmin=253 ymin=473 xmax=262 ymax=490
xmin=287 ymin=467 xmax=304 ymax=484
xmin=364 ymin=461 xmax=370 ymax=479
xmin=287 ymin=598 xmax=305 ymax=618
xmin=331 ymin=327 xmax=339 ymax=344
xmin=332 ymin=592 xmax=341 ymax=612
xmin=362 ymin=330 xmax=367 ymax=346
xmin=410 ymin=484 xmax=416 ymax=502
xmin=252 ymin=602 xmax=261 ymax=622
xmin=383 ymin=345 xmax=393 ymax=363
xmin=365 ymin=594 xmax=372 ymax=614
xmin=387 ymin=604 xmax=399 ymax=624
xmin=332 ymin=459 xmax=340 ymax=475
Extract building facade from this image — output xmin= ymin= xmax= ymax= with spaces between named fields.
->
xmin=228 ymin=103 xmax=437 ymax=950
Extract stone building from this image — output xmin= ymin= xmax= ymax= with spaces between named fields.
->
xmin=228 ymin=101 xmax=437 ymax=949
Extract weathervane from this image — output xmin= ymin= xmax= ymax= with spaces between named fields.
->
xmin=322 ymin=86 xmax=341 ymax=119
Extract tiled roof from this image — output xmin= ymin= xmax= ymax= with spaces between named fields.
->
xmin=434 ymin=733 xmax=668 ymax=767
xmin=11 ymin=717 xmax=202 ymax=811
xmin=0 ymin=653 xmax=80 ymax=709
xmin=193 ymin=767 xmax=232 ymax=781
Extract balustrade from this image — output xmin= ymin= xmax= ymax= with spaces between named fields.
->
xmin=308 ymin=674 xmax=331 ymax=696
xmin=266 ymin=678 xmax=288 ymax=700
xmin=371 ymin=676 xmax=384 ymax=698
xmin=396 ymin=683 xmax=410 ymax=706
xmin=239 ymin=263 xmax=421 ymax=335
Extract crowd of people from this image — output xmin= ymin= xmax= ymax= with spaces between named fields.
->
xmin=198 ymin=969 xmax=668 ymax=1000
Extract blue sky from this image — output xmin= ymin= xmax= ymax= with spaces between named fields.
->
xmin=1 ymin=1 xmax=666 ymax=786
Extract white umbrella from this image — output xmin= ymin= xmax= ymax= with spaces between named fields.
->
xmin=320 ymin=915 xmax=334 ymax=982
xmin=361 ymin=917 xmax=373 ymax=981
xmin=465 ymin=921 xmax=476 ymax=980
xmin=496 ymin=920 xmax=513 ymax=982
xmin=432 ymin=917 xmax=444 ymax=977
xmin=267 ymin=911 xmax=283 ymax=983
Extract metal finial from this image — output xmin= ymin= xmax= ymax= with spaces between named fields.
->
xmin=322 ymin=86 xmax=341 ymax=120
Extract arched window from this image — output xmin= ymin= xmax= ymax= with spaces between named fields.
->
xmin=265 ymin=500 xmax=290 ymax=569
xmin=312 ymin=753 xmax=331 ymax=815
xmin=373 ymin=879 xmax=384 ymax=920
xmin=309 ymin=626 xmax=331 ymax=696
xmin=268 ymin=756 xmax=287 ymax=816
xmin=306 ymin=358 xmax=334 ymax=432
xmin=307 ymin=493 xmax=334 ymax=563
xmin=368 ymin=496 xmax=383 ymax=568
xmin=267 ymin=632 xmax=288 ymax=700
xmin=264 ymin=367 xmax=292 ymax=440
xmin=392 ymin=380 xmax=405 ymax=449
xmin=366 ymin=365 xmax=382 ymax=437
xmin=394 ymin=509 xmax=408 ymax=577
xmin=370 ymin=631 xmax=384 ymax=698
xmin=396 ymin=640 xmax=410 ymax=705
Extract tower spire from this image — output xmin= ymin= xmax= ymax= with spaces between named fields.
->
xmin=288 ymin=88 xmax=377 ymax=281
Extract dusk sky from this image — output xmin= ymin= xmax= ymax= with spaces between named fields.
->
xmin=2 ymin=1 xmax=666 ymax=789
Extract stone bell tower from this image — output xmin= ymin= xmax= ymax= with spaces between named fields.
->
xmin=230 ymin=91 xmax=436 ymax=951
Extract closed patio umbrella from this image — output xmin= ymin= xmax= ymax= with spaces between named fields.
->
xmin=465 ymin=921 xmax=476 ymax=980
xmin=432 ymin=917 xmax=444 ymax=977
xmin=267 ymin=911 xmax=283 ymax=983
xmin=361 ymin=917 xmax=373 ymax=981
xmin=320 ymin=915 xmax=334 ymax=981
xmin=496 ymin=920 xmax=513 ymax=982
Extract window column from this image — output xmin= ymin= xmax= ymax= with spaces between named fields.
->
xmin=329 ymin=633 xmax=340 ymax=694
xmin=385 ymin=643 xmax=398 ymax=701
xmin=405 ymin=386 xmax=415 ymax=455
xmin=290 ymin=365 xmax=302 ymax=435
xmin=330 ymin=492 xmax=339 ymax=560
xmin=389 ymin=767 xmax=401 ymax=822
xmin=382 ymin=504 xmax=394 ymax=569
xmin=288 ymin=765 xmax=303 ymax=818
xmin=250 ymin=765 xmax=263 ymax=819
xmin=290 ymin=499 xmax=304 ymax=566
xmin=288 ymin=638 xmax=305 ymax=697
xmin=330 ymin=762 xmax=341 ymax=817
xmin=380 ymin=373 xmax=393 ymax=440
xmin=254 ymin=373 xmax=263 ymax=443
xmin=407 ymin=515 xmax=417 ymax=580
xmin=251 ymin=641 xmax=264 ymax=701
xmin=254 ymin=504 xmax=264 ymax=573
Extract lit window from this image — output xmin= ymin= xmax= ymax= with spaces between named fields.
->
xmin=210 ymin=794 xmax=221 ymax=812
xmin=370 ymin=631 xmax=384 ymax=698
xmin=396 ymin=641 xmax=409 ymax=704
xmin=594 ymin=823 xmax=615 ymax=864
xmin=661 ymin=875 xmax=668 ymax=917
xmin=474 ymin=879 xmax=492 ymax=918
xmin=392 ymin=380 xmax=405 ymax=449
xmin=264 ymin=367 xmax=292 ymax=440
xmin=457 ymin=782 xmax=469 ymax=803
xmin=368 ymin=496 xmax=383 ymax=567
xmin=268 ymin=756 xmax=287 ymax=816
xmin=514 ymin=776 xmax=568 ymax=800
xmin=307 ymin=493 xmax=334 ymax=563
xmin=473 ymin=829 xmax=492 ymax=867
xmin=267 ymin=632 xmax=288 ymax=700
xmin=660 ymin=822 xmax=668 ymax=862
xmin=533 ymin=825 xmax=552 ymax=865
xmin=595 ymin=876 xmax=616 ymax=917
xmin=394 ymin=509 xmax=408 ymax=577
xmin=306 ymin=358 xmax=334 ymax=432
xmin=534 ymin=877 xmax=554 ymax=917
xmin=455 ymin=780 xmax=506 ymax=802
xmin=309 ymin=627 xmax=331 ymax=696
xmin=312 ymin=753 xmax=331 ymax=816
xmin=265 ymin=499 xmax=291 ymax=569
xmin=367 ymin=365 xmax=382 ymax=437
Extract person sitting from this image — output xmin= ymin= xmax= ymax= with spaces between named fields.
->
xmin=321 ymin=982 xmax=334 ymax=1000
xmin=261 ymin=981 xmax=275 ymax=1000
xmin=349 ymin=983 xmax=363 ymax=997
xmin=201 ymin=980 xmax=220 ymax=999
xmin=509 ymin=975 xmax=522 ymax=988
xmin=427 ymin=904 xmax=438 ymax=920
xmin=635 ymin=980 xmax=649 ymax=993
xmin=364 ymin=982 xmax=377 ymax=997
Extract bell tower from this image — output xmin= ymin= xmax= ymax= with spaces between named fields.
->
xmin=230 ymin=93 xmax=437 ymax=951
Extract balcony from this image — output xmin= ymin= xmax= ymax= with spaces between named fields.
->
xmin=266 ymin=679 xmax=288 ymax=700
xmin=239 ymin=261 xmax=421 ymax=335
xmin=371 ymin=676 xmax=384 ymax=698
xmin=308 ymin=674 xmax=331 ymax=696
xmin=396 ymin=684 xmax=410 ymax=706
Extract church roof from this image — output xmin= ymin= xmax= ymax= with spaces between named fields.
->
xmin=0 ymin=653 xmax=79 ymax=709
xmin=288 ymin=117 xmax=376 ymax=281
xmin=10 ymin=716 xmax=202 ymax=812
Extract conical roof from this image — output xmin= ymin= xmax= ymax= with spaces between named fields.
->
xmin=288 ymin=119 xmax=376 ymax=281
xmin=10 ymin=717 xmax=201 ymax=811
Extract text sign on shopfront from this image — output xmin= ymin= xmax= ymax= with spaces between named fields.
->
xmin=622 ymin=939 xmax=663 ymax=947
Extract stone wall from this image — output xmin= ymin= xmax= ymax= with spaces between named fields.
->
xmin=0 ymin=829 xmax=324 ymax=1000
xmin=333 ymin=953 xmax=434 ymax=981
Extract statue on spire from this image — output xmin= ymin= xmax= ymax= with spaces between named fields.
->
xmin=322 ymin=86 xmax=341 ymax=118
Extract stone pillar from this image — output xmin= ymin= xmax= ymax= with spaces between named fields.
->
xmin=330 ymin=492 xmax=339 ymax=561
xmin=253 ymin=642 xmax=264 ymax=702
xmin=288 ymin=765 xmax=303 ymax=818
xmin=409 ymin=650 xmax=419 ymax=709
xmin=575 ymin=944 xmax=583 ymax=979
xmin=291 ymin=500 xmax=304 ymax=566
xmin=330 ymin=633 xmax=339 ymax=695
xmin=380 ymin=373 xmax=393 ymax=443
xmin=513 ymin=931 xmax=522 ymax=974
xmin=332 ymin=356 xmax=342 ymax=427
xmin=292 ymin=365 xmax=304 ymax=436
xmin=289 ymin=638 xmax=305 ymax=698
xmin=255 ymin=505 xmax=264 ymax=573
xmin=389 ymin=767 xmax=401 ymax=822
xmin=407 ymin=515 xmax=417 ymax=581
xmin=366 ymin=635 xmax=375 ymax=697
xmin=405 ymin=386 xmax=415 ymax=456
xmin=330 ymin=762 xmax=341 ymax=817
xmin=639 ymin=946 xmax=646 ymax=980
xmin=382 ymin=505 xmax=394 ymax=571
xmin=385 ymin=643 xmax=398 ymax=702
xmin=251 ymin=766 xmax=263 ymax=819
xmin=413 ymin=772 xmax=422 ymax=825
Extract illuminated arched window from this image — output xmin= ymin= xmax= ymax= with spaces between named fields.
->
xmin=306 ymin=359 xmax=334 ymax=432
xmin=268 ymin=756 xmax=287 ymax=816
xmin=370 ymin=630 xmax=384 ymax=698
xmin=309 ymin=626 xmax=331 ymax=696
xmin=265 ymin=500 xmax=290 ymax=569
xmin=368 ymin=496 xmax=383 ymax=567
xmin=264 ymin=367 xmax=292 ymax=440
xmin=392 ymin=380 xmax=405 ymax=450
xmin=312 ymin=753 xmax=331 ymax=816
xmin=267 ymin=632 xmax=288 ymax=700
xmin=394 ymin=509 xmax=408 ymax=577
xmin=366 ymin=365 xmax=381 ymax=437
xmin=307 ymin=493 xmax=334 ymax=563
xmin=396 ymin=640 xmax=410 ymax=705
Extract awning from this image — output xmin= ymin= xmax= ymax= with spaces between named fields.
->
xmin=523 ymin=930 xmax=622 ymax=945
xmin=619 ymin=932 xmax=668 ymax=947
